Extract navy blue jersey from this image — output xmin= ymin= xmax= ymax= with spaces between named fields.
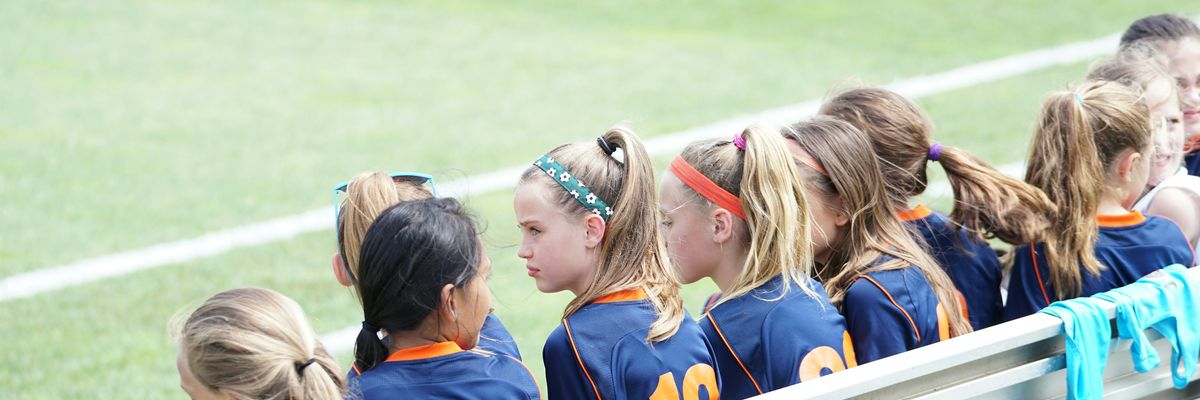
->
xmin=699 ymin=276 xmax=854 ymax=398
xmin=842 ymin=256 xmax=950 ymax=365
xmin=347 ymin=341 xmax=541 ymax=400
xmin=1186 ymin=152 xmax=1200 ymax=177
xmin=1003 ymin=212 xmax=1193 ymax=321
xmin=349 ymin=313 xmax=520 ymax=378
xmin=543 ymin=289 xmax=719 ymax=400
xmin=899 ymin=205 xmax=1002 ymax=330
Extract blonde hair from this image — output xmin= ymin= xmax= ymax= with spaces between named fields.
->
xmin=784 ymin=117 xmax=973 ymax=337
xmin=675 ymin=123 xmax=818 ymax=305
xmin=336 ymin=171 xmax=432 ymax=286
xmin=819 ymin=87 xmax=1055 ymax=245
xmin=1025 ymin=81 xmax=1152 ymax=298
xmin=173 ymin=288 xmax=344 ymax=400
xmin=519 ymin=126 xmax=685 ymax=343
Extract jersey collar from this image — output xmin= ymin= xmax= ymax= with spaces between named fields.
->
xmin=1097 ymin=210 xmax=1146 ymax=227
xmin=385 ymin=341 xmax=464 ymax=362
xmin=896 ymin=204 xmax=933 ymax=222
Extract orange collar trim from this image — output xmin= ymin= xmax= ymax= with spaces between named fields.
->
xmin=593 ymin=288 xmax=648 ymax=304
xmin=385 ymin=341 xmax=463 ymax=362
xmin=896 ymin=204 xmax=933 ymax=222
xmin=1097 ymin=211 xmax=1146 ymax=227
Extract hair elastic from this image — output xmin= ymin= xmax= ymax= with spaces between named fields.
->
xmin=928 ymin=143 xmax=943 ymax=162
xmin=1074 ymin=92 xmax=1085 ymax=105
xmin=361 ymin=321 xmax=378 ymax=334
xmin=669 ymin=156 xmax=746 ymax=220
xmin=596 ymin=137 xmax=617 ymax=156
xmin=732 ymin=132 xmax=747 ymax=151
xmin=533 ymin=154 xmax=614 ymax=221
xmin=296 ymin=358 xmax=317 ymax=373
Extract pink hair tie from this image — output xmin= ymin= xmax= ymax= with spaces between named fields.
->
xmin=732 ymin=132 xmax=747 ymax=151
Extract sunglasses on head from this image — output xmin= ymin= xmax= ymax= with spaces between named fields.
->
xmin=333 ymin=172 xmax=437 ymax=241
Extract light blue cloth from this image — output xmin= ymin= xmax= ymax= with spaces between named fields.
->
xmin=1094 ymin=264 xmax=1199 ymax=389
xmin=1040 ymin=297 xmax=1111 ymax=400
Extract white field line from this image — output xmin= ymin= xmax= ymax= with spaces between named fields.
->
xmin=0 ymin=32 xmax=1116 ymax=307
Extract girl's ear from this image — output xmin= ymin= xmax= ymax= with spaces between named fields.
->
xmin=583 ymin=214 xmax=607 ymax=249
xmin=833 ymin=195 xmax=851 ymax=227
xmin=1114 ymin=149 xmax=1143 ymax=183
xmin=439 ymin=284 xmax=458 ymax=322
xmin=331 ymin=253 xmax=352 ymax=287
xmin=710 ymin=208 xmax=737 ymax=244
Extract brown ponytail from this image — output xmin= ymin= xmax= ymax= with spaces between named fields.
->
xmin=1026 ymin=81 xmax=1152 ymax=298
xmin=819 ymin=87 xmax=1055 ymax=245
xmin=784 ymin=116 xmax=973 ymax=338
xmin=520 ymin=126 xmax=685 ymax=342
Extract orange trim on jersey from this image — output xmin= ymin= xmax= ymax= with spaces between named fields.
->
xmin=563 ymin=319 xmax=603 ymax=400
xmin=706 ymin=313 xmax=763 ymax=394
xmin=1030 ymin=246 xmax=1052 ymax=307
xmin=857 ymin=275 xmax=922 ymax=342
xmin=703 ymin=293 xmax=722 ymax=313
xmin=505 ymin=354 xmax=544 ymax=400
xmin=385 ymin=341 xmax=463 ymax=362
xmin=351 ymin=362 xmax=362 ymax=376
xmin=896 ymin=204 xmax=933 ymax=222
xmin=955 ymin=290 xmax=970 ymax=321
xmin=1185 ymin=135 xmax=1200 ymax=153
xmin=1097 ymin=211 xmax=1146 ymax=227
xmin=669 ymin=156 xmax=746 ymax=220
xmin=842 ymin=331 xmax=858 ymax=368
xmin=593 ymin=288 xmax=648 ymax=304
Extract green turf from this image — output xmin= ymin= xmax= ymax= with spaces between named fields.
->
xmin=2 ymin=0 xmax=1195 ymax=276
xmin=4 ymin=1 xmax=1200 ymax=398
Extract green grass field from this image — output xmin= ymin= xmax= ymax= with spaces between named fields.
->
xmin=3 ymin=1 xmax=1198 ymax=398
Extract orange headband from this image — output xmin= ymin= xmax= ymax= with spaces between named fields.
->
xmin=669 ymin=156 xmax=746 ymax=220
xmin=795 ymin=152 xmax=829 ymax=177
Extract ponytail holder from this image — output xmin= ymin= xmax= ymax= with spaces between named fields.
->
xmin=927 ymin=143 xmax=943 ymax=162
xmin=732 ymin=132 xmax=747 ymax=151
xmin=669 ymin=156 xmax=746 ymax=220
xmin=1074 ymin=92 xmax=1085 ymax=105
xmin=597 ymin=137 xmax=617 ymax=156
xmin=296 ymin=358 xmax=317 ymax=374
xmin=361 ymin=321 xmax=378 ymax=334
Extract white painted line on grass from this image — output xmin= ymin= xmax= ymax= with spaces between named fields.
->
xmin=0 ymin=32 xmax=1116 ymax=304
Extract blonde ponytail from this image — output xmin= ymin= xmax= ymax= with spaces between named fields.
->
xmin=336 ymin=171 xmax=433 ymax=287
xmin=675 ymin=124 xmax=817 ymax=304
xmin=520 ymin=126 xmax=685 ymax=342
xmin=174 ymin=288 xmax=344 ymax=400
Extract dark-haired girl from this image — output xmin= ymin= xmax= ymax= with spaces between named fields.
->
xmin=347 ymin=198 xmax=540 ymax=399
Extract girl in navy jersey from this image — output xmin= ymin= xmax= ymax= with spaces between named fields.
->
xmin=1003 ymin=81 xmax=1193 ymax=320
xmin=783 ymin=117 xmax=972 ymax=365
xmin=820 ymin=88 xmax=1055 ymax=330
xmin=332 ymin=171 xmax=522 ymax=377
xmin=348 ymin=198 xmax=540 ymax=399
xmin=659 ymin=124 xmax=854 ymax=398
xmin=1121 ymin=14 xmax=1200 ymax=176
xmin=514 ymin=126 xmax=719 ymax=400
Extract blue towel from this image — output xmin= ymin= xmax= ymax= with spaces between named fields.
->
xmin=1040 ymin=297 xmax=1111 ymax=400
xmin=1094 ymin=264 xmax=1199 ymax=389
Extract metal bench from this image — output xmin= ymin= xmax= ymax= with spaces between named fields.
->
xmin=755 ymin=267 xmax=1200 ymax=399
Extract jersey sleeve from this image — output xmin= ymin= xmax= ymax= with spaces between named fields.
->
xmin=842 ymin=278 xmax=914 ymax=364
xmin=479 ymin=313 xmax=523 ymax=360
xmin=543 ymin=324 xmax=600 ymax=400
